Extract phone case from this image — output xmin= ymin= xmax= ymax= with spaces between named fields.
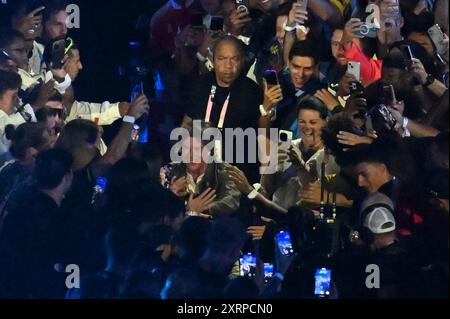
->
xmin=297 ymin=0 xmax=308 ymax=11
xmin=264 ymin=70 xmax=279 ymax=86
xmin=428 ymin=25 xmax=447 ymax=55
xmin=347 ymin=62 xmax=361 ymax=82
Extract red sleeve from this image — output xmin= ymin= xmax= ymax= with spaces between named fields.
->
xmin=345 ymin=42 xmax=383 ymax=86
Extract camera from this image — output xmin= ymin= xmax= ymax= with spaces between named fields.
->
xmin=355 ymin=23 xmax=378 ymax=38
xmin=236 ymin=0 xmax=250 ymax=14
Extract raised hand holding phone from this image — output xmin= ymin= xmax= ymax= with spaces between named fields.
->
xmin=128 ymin=92 xmax=149 ymax=120
xmin=13 ymin=6 xmax=45 ymax=38
xmin=288 ymin=1 xmax=309 ymax=27
xmin=229 ymin=4 xmax=252 ymax=35
xmin=262 ymin=81 xmax=283 ymax=111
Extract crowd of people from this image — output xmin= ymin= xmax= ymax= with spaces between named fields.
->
xmin=0 ymin=0 xmax=448 ymax=299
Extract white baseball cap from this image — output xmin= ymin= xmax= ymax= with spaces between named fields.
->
xmin=363 ymin=206 xmax=396 ymax=234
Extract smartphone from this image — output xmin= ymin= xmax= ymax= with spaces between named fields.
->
xmin=95 ymin=177 xmax=108 ymax=194
xmin=378 ymin=104 xmax=397 ymax=130
xmin=314 ymin=268 xmax=332 ymax=298
xmin=428 ymin=24 xmax=447 ymax=56
xmin=51 ymin=39 xmax=67 ymax=69
xmin=263 ymin=69 xmax=279 ymax=87
xmin=365 ymin=113 xmax=375 ymax=135
xmin=297 ymin=0 xmax=308 ymax=11
xmin=278 ymin=130 xmax=293 ymax=171
xmin=239 ymin=253 xmax=257 ymax=278
xmin=131 ymin=81 xmax=144 ymax=103
xmin=275 ymin=230 xmax=295 ymax=256
xmin=383 ymin=84 xmax=397 ymax=106
xmin=190 ymin=13 xmax=204 ymax=29
xmin=236 ymin=0 xmax=250 ymax=14
xmin=403 ymin=45 xmax=414 ymax=61
xmin=347 ymin=61 xmax=361 ymax=82
xmin=210 ymin=16 xmax=224 ymax=31
xmin=264 ymin=263 xmax=274 ymax=284
xmin=279 ymin=130 xmax=293 ymax=145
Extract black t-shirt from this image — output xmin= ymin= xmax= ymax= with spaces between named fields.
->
xmin=185 ymin=72 xmax=263 ymax=182
xmin=186 ymin=72 xmax=263 ymax=130
xmin=0 ymin=186 xmax=68 ymax=298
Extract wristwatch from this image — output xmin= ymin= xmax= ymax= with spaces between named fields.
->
xmin=247 ymin=183 xmax=262 ymax=200
xmin=423 ymin=74 xmax=435 ymax=86
xmin=284 ymin=24 xmax=297 ymax=32
xmin=123 ymin=115 xmax=136 ymax=124
xmin=259 ymin=105 xmax=277 ymax=121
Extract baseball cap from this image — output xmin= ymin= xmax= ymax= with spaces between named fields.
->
xmin=364 ymin=206 xmax=396 ymax=234
xmin=360 ymin=192 xmax=396 ymax=234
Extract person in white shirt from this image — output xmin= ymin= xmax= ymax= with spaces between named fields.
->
xmin=0 ymin=70 xmax=22 ymax=165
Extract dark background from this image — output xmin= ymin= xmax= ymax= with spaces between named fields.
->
xmin=66 ymin=0 xmax=167 ymax=103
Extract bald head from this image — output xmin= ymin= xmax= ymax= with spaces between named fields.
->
xmin=213 ymin=36 xmax=245 ymax=87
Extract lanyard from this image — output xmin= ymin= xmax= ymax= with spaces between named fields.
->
xmin=205 ymin=85 xmax=230 ymax=129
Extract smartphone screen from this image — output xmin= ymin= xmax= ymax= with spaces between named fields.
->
xmin=210 ymin=16 xmax=224 ymax=31
xmin=378 ymin=104 xmax=397 ymax=130
xmin=264 ymin=263 xmax=274 ymax=283
xmin=131 ymin=82 xmax=144 ymax=103
xmin=314 ymin=268 xmax=332 ymax=298
xmin=264 ymin=69 xmax=279 ymax=87
xmin=240 ymin=253 xmax=257 ymax=278
xmin=275 ymin=230 xmax=295 ymax=256
xmin=95 ymin=177 xmax=108 ymax=194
